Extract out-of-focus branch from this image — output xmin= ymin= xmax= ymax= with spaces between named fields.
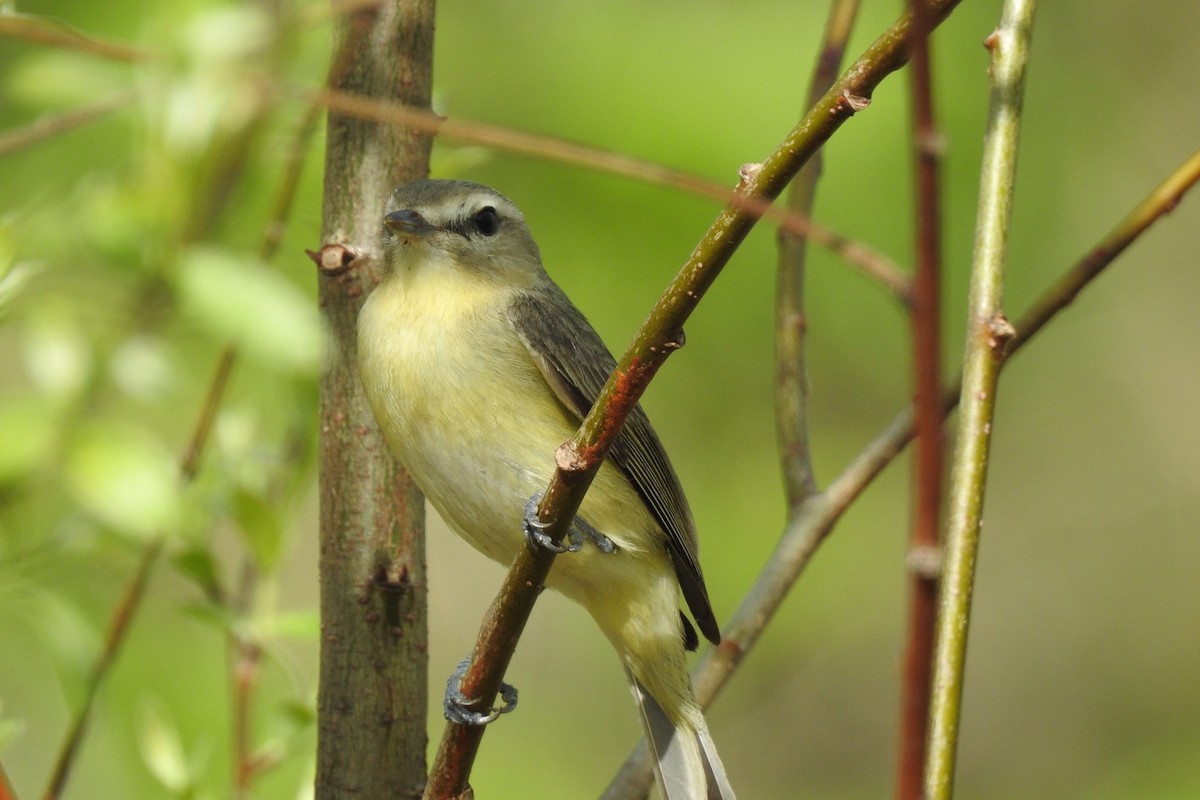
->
xmin=0 ymin=14 xmax=152 ymax=62
xmin=926 ymin=3 xmax=1037 ymax=798
xmin=41 ymin=539 xmax=162 ymax=800
xmin=0 ymin=91 xmax=135 ymax=157
xmin=897 ymin=1 xmax=944 ymax=797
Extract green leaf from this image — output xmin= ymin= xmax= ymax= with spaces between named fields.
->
xmin=172 ymin=546 xmax=222 ymax=599
xmin=0 ymin=398 xmax=58 ymax=483
xmin=270 ymin=610 xmax=319 ymax=641
xmin=136 ymin=696 xmax=191 ymax=793
xmin=232 ymin=487 xmax=285 ymax=572
xmin=176 ymin=247 xmax=321 ymax=375
xmin=64 ymin=423 xmax=180 ymax=539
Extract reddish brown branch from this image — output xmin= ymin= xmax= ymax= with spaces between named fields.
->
xmin=896 ymin=1 xmax=945 ymax=797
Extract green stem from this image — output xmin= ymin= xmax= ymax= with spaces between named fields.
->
xmin=926 ymin=2 xmax=1038 ymax=798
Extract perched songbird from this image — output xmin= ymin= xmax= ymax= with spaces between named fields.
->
xmin=357 ymin=179 xmax=734 ymax=799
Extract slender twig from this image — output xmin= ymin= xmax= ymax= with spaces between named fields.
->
xmin=897 ymin=1 xmax=944 ymax=797
xmin=1 ymin=761 xmax=18 ymax=800
xmin=230 ymin=559 xmax=262 ymax=800
xmin=425 ymin=2 xmax=965 ymax=796
xmin=41 ymin=539 xmax=163 ymax=800
xmin=311 ymin=88 xmax=910 ymax=301
xmin=776 ymin=0 xmax=862 ymax=511
xmin=0 ymin=91 xmax=135 ymax=157
xmin=604 ymin=143 xmax=1200 ymax=798
xmin=0 ymin=14 xmax=152 ymax=62
xmin=1006 ymin=146 xmax=1200 ymax=354
xmin=926 ymin=3 xmax=1037 ymax=797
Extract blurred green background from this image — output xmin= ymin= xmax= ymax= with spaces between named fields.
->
xmin=2 ymin=1 xmax=1198 ymax=798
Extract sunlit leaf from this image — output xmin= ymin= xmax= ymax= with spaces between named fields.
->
xmin=64 ymin=423 xmax=180 ymax=539
xmin=270 ymin=610 xmax=319 ymax=641
xmin=21 ymin=314 xmax=93 ymax=400
xmin=176 ymin=247 xmax=321 ymax=375
xmin=136 ymin=696 xmax=190 ymax=793
xmin=0 ymin=398 xmax=58 ymax=483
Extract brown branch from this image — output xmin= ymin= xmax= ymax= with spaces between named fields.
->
xmin=1 ymin=760 xmax=18 ymax=800
xmin=0 ymin=91 xmax=135 ymax=157
xmin=425 ymin=1 xmax=965 ymax=796
xmin=311 ymin=88 xmax=910 ymax=301
xmin=603 ymin=142 xmax=1200 ymax=799
xmin=314 ymin=0 xmax=435 ymax=797
xmin=0 ymin=14 xmax=152 ymax=62
xmin=41 ymin=539 xmax=163 ymax=800
xmin=897 ymin=1 xmax=944 ymax=797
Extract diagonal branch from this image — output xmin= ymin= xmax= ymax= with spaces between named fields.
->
xmin=424 ymin=1 xmax=966 ymax=796
xmin=311 ymin=88 xmax=910 ymax=302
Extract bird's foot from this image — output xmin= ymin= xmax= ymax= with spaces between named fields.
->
xmin=522 ymin=493 xmax=615 ymax=554
xmin=443 ymin=657 xmax=518 ymax=726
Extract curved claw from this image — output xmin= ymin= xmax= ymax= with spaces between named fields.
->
xmin=444 ymin=657 xmax=518 ymax=726
xmin=522 ymin=493 xmax=615 ymax=554
xmin=523 ymin=493 xmax=572 ymax=553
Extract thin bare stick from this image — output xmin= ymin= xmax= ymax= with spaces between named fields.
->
xmin=41 ymin=539 xmax=163 ymax=800
xmin=311 ymin=88 xmax=910 ymax=301
xmin=896 ymin=1 xmax=945 ymax=797
xmin=0 ymin=762 xmax=16 ymax=800
xmin=426 ymin=1 xmax=965 ymax=796
xmin=776 ymin=0 xmax=862 ymax=512
xmin=0 ymin=14 xmax=151 ymax=62
xmin=0 ymin=91 xmax=135 ymax=157
xmin=604 ymin=142 xmax=1200 ymax=800
xmin=926 ymin=3 xmax=1037 ymax=797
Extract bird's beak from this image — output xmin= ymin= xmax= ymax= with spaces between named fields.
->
xmin=383 ymin=209 xmax=435 ymax=238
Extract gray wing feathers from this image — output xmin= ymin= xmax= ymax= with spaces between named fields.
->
xmin=508 ymin=287 xmax=719 ymax=644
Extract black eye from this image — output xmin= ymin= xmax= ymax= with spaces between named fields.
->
xmin=472 ymin=207 xmax=499 ymax=236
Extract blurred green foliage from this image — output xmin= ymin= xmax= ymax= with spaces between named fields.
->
xmin=2 ymin=1 xmax=1198 ymax=799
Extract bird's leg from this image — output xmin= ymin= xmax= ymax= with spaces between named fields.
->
xmin=523 ymin=492 xmax=615 ymax=553
xmin=443 ymin=656 xmax=518 ymax=726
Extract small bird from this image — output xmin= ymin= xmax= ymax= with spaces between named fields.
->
xmin=357 ymin=179 xmax=734 ymax=799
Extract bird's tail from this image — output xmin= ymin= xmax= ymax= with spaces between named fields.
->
xmin=627 ymin=668 xmax=736 ymax=800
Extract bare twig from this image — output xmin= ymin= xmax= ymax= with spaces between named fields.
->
xmin=896 ymin=1 xmax=945 ymax=796
xmin=0 ymin=91 xmax=135 ymax=157
xmin=775 ymin=0 xmax=862 ymax=511
xmin=426 ymin=1 xmax=966 ymax=796
xmin=0 ymin=14 xmax=152 ymax=62
xmin=41 ymin=539 xmax=163 ymax=800
xmin=311 ymin=88 xmax=910 ymax=300
xmin=1 ymin=762 xmax=18 ymax=800
xmin=926 ymin=3 xmax=1037 ymax=797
